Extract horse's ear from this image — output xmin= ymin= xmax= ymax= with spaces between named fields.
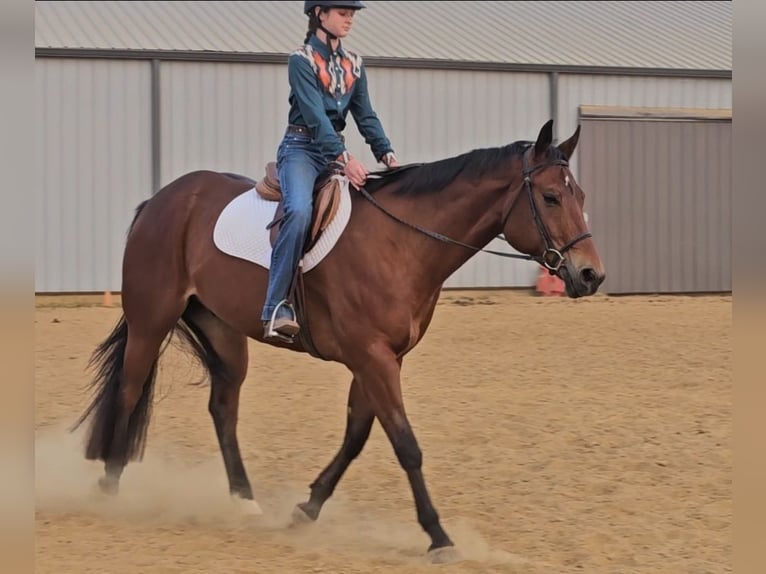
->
xmin=534 ymin=119 xmax=554 ymax=157
xmin=557 ymin=124 xmax=581 ymax=160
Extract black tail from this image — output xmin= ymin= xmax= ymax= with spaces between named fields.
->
xmin=72 ymin=316 xmax=158 ymax=462
xmin=173 ymin=297 xmax=232 ymax=387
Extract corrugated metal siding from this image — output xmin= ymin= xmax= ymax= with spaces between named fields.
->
xmin=349 ymin=68 xmax=550 ymax=166
xmin=558 ymin=74 xmax=732 ymax=179
xmin=35 ymin=58 xmax=152 ymax=292
xmin=35 ymin=1 xmax=732 ymax=72
xmin=159 ymin=61 xmax=288 ymax=184
xmin=159 ymin=62 xmax=550 ymax=288
xmin=579 ymin=117 xmax=731 ymax=294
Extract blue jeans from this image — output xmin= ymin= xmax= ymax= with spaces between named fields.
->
xmin=261 ymin=132 xmax=328 ymax=322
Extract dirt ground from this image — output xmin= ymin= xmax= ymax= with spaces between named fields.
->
xmin=35 ymin=290 xmax=731 ymax=574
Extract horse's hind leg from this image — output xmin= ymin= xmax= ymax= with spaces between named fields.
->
xmin=179 ymin=301 xmax=259 ymax=513
xmin=294 ymin=377 xmax=375 ymax=521
xmin=79 ymin=300 xmax=185 ymax=495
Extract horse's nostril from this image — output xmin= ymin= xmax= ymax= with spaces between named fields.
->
xmin=580 ymin=267 xmax=598 ymax=285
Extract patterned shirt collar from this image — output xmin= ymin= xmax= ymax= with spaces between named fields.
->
xmin=308 ymin=33 xmax=347 ymax=58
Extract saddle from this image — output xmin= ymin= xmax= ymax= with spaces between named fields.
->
xmin=255 ymin=161 xmax=343 ymax=253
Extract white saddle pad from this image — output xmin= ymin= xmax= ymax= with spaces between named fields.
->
xmin=212 ymin=176 xmax=352 ymax=273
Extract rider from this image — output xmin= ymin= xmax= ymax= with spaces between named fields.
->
xmin=262 ymin=0 xmax=399 ymax=342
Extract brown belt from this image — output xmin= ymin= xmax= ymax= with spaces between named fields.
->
xmin=286 ymin=124 xmax=344 ymax=143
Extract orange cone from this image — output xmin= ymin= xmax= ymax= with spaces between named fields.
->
xmin=535 ymin=266 xmax=565 ymax=296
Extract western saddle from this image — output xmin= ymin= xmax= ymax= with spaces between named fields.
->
xmin=255 ymin=161 xmax=343 ymax=253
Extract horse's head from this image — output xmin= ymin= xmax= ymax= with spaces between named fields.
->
xmin=501 ymin=120 xmax=605 ymax=298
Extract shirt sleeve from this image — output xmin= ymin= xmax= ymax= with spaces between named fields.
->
xmin=349 ymin=64 xmax=394 ymax=162
xmin=288 ymin=53 xmax=346 ymax=161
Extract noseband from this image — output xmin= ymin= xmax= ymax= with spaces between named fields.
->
xmin=499 ymin=145 xmax=592 ymax=274
xmin=355 ymin=144 xmax=592 ymax=275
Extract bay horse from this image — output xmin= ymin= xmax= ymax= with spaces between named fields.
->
xmin=73 ymin=119 xmax=604 ymax=559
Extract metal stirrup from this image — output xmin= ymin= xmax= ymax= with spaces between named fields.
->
xmin=266 ymin=299 xmax=296 ymax=335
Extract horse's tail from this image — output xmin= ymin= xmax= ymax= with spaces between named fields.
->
xmin=70 ymin=198 xmax=157 ymax=462
xmin=71 ymin=315 xmax=158 ymax=463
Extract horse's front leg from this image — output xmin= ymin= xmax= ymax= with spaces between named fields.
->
xmin=353 ymin=345 xmax=456 ymax=561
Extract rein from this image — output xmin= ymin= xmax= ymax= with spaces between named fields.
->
xmin=356 ymin=145 xmax=592 ymax=275
xmin=356 ymin=185 xmax=532 ymax=261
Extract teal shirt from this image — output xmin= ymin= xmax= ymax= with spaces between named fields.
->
xmin=286 ymin=34 xmax=394 ymax=162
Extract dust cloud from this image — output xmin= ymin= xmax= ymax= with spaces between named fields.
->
xmin=35 ymin=424 xmax=528 ymax=568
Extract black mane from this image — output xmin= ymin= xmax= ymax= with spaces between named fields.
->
xmin=364 ymin=141 xmax=568 ymax=196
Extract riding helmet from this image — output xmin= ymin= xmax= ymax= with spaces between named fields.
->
xmin=304 ymin=1 xmax=366 ymax=14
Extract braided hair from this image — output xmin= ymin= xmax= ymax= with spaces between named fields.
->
xmin=304 ymin=9 xmax=323 ymax=43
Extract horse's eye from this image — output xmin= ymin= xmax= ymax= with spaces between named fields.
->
xmin=543 ymin=193 xmax=560 ymax=206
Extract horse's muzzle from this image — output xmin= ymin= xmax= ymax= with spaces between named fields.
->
xmin=561 ymin=263 xmax=605 ymax=298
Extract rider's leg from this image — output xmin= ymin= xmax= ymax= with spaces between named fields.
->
xmin=261 ymin=139 xmax=325 ymax=337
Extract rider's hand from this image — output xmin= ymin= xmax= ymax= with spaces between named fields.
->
xmin=344 ymin=156 xmax=369 ymax=188
xmin=383 ymin=152 xmax=399 ymax=168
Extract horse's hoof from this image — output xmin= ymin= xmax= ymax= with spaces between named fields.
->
xmin=427 ymin=545 xmax=462 ymax=565
xmin=232 ymin=496 xmax=263 ymax=516
xmin=290 ymin=502 xmax=317 ymax=527
xmin=97 ymin=476 xmax=119 ymax=496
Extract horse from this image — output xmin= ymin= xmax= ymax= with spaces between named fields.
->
xmin=73 ymin=119 xmax=604 ymax=560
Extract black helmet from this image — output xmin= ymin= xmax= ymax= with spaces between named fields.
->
xmin=304 ymin=1 xmax=366 ymax=15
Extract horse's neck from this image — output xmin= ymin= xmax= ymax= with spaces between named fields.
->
xmin=386 ymin=176 xmax=512 ymax=291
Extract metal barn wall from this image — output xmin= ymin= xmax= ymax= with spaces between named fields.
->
xmin=579 ymin=112 xmax=731 ymax=294
xmin=159 ymin=62 xmax=288 ymax=188
xmin=35 ymin=58 xmax=152 ymax=293
xmin=159 ymin=62 xmax=552 ymax=289
xmin=557 ymin=74 xmax=732 ymax=180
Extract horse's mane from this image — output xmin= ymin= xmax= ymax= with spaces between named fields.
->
xmin=365 ymin=140 xmax=567 ymax=196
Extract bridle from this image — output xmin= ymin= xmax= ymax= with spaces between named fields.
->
xmin=355 ymin=144 xmax=592 ymax=277
xmin=499 ymin=144 xmax=593 ymax=274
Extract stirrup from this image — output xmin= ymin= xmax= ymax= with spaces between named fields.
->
xmin=264 ymin=300 xmax=299 ymax=343
xmin=263 ymin=324 xmax=295 ymax=344
xmin=271 ymin=300 xmax=297 ymax=324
